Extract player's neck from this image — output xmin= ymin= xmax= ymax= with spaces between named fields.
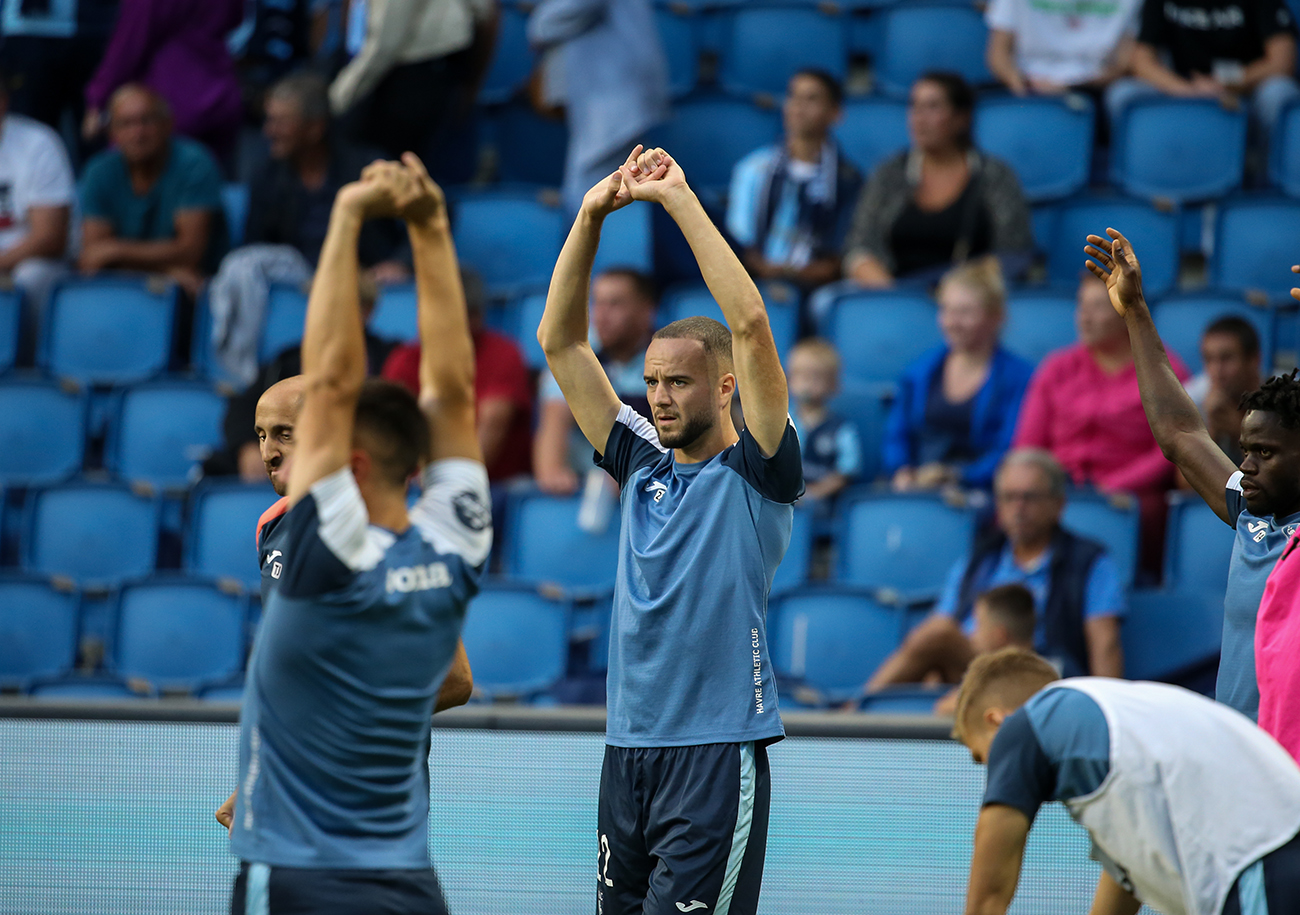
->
xmin=674 ymin=416 xmax=740 ymax=465
xmin=363 ymin=490 xmax=411 ymax=534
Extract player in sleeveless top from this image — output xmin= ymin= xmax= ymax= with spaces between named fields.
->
xmin=954 ymin=648 xmax=1300 ymax=915
xmin=539 ymin=146 xmax=803 ymax=915
xmin=1084 ymin=228 xmax=1300 ymax=721
xmin=226 ymin=155 xmax=490 ymax=915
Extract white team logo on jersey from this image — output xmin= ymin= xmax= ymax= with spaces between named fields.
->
xmin=645 ymin=480 xmax=669 ymax=503
xmin=266 ymin=550 xmax=284 ymax=579
xmin=676 ymin=903 xmax=708 ymax=912
xmin=1248 ymin=520 xmax=1270 ymax=543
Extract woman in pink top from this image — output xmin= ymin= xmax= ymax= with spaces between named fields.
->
xmin=1014 ymin=272 xmax=1188 ymax=572
xmin=1258 ymin=512 xmax=1300 ymax=760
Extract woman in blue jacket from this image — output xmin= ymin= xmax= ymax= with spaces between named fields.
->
xmin=885 ymin=258 xmax=1033 ymax=491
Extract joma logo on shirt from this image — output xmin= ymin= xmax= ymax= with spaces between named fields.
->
xmin=645 ymin=481 xmax=669 ymax=502
xmin=386 ymin=562 xmax=452 ymax=593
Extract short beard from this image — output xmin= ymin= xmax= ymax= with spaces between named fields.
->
xmin=655 ymin=409 xmax=715 ymax=450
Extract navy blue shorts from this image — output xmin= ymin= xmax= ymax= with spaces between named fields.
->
xmin=597 ymin=742 xmax=771 ymax=915
xmin=1222 ymin=832 xmax=1300 ymax=915
xmin=229 ymin=862 xmax=448 ymax=915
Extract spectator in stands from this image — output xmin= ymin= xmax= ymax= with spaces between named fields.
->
xmin=528 ymin=0 xmax=669 ymax=215
xmin=78 ymin=85 xmax=229 ymax=297
xmin=842 ymin=72 xmax=1033 ymax=289
xmin=1014 ymin=272 xmax=1188 ymax=571
xmin=986 ymin=0 xmax=1140 ymax=96
xmin=860 ymin=448 xmax=1125 ymax=698
xmin=788 ymin=338 xmax=862 ymax=512
xmin=382 ymin=269 xmax=533 ymax=483
xmin=82 ymin=0 xmax=245 ymax=161
xmin=726 ymin=70 xmax=863 ymax=291
xmin=533 ymin=267 xmax=657 ymax=494
xmin=1107 ymin=0 xmax=1299 ymax=140
xmin=1184 ymin=316 xmax=1262 ymax=466
xmin=933 ymin=583 xmax=1037 ymax=715
xmin=0 ymin=73 xmax=75 ymax=361
xmin=885 ymin=258 xmax=1034 ymax=492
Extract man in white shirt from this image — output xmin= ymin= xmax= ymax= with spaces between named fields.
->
xmin=0 ymin=71 xmax=74 ymax=361
xmin=986 ymin=0 xmax=1142 ymax=95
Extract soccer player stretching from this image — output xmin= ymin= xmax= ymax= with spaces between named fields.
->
xmin=539 ymin=146 xmax=803 ymax=915
xmin=227 ymin=155 xmax=490 ymax=914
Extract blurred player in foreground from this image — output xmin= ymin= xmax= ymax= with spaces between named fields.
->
xmin=539 ymin=145 xmax=803 ymax=915
xmin=955 ymin=648 xmax=1300 ymax=915
xmin=224 ymin=155 xmax=490 ymax=914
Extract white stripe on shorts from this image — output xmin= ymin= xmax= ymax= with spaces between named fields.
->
xmin=715 ymin=742 xmax=757 ymax=915
xmin=246 ymin=862 xmax=270 ymax=915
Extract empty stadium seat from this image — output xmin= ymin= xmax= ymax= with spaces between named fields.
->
xmin=859 ymin=684 xmax=948 ymax=714
xmin=657 ymin=6 xmax=699 ymax=98
xmin=511 ymin=291 xmax=548 ymax=371
xmin=221 ymin=184 xmax=249 ymax=248
xmin=836 ymin=492 xmax=977 ymax=598
xmin=461 ymin=583 xmax=569 ymax=700
xmin=1111 ymin=98 xmax=1246 ymax=202
xmin=822 ymin=291 xmax=941 ymax=386
xmin=25 ymin=483 xmax=160 ymax=586
xmin=874 ymin=3 xmax=991 ymax=97
xmin=259 ymin=282 xmax=309 ymax=362
xmin=106 ymin=381 xmax=227 ymax=489
xmin=112 ymin=578 xmax=246 ymax=693
xmin=1061 ymin=491 xmax=1140 ymax=591
xmin=1123 ymin=588 xmax=1223 ymax=682
xmin=369 ymin=283 xmax=418 ymax=343
xmin=0 ymin=285 xmax=19 ymax=373
xmin=41 ymin=278 xmax=176 ymax=385
xmin=1003 ymin=290 xmax=1077 ymax=363
xmin=186 ymin=481 xmax=279 ymax=591
xmin=0 ymin=577 xmax=79 ymax=689
xmin=453 ymin=191 xmax=566 ymax=293
xmin=591 ymin=203 xmax=653 ymax=275
xmin=1212 ymin=199 xmax=1300 ymax=299
xmin=0 ymin=378 xmax=85 ymax=486
xmin=659 ymin=282 xmax=798 ymax=354
xmin=1151 ymin=294 xmax=1273 ymax=374
xmin=718 ymin=5 xmax=847 ymax=98
xmin=1270 ymin=99 xmax=1300 ymax=197
xmin=974 ymin=96 xmax=1093 ymax=203
xmin=478 ymin=1 xmax=534 ymax=105
xmin=828 ymin=382 xmax=890 ymax=484
xmin=491 ymin=104 xmax=568 ymax=186
xmin=1163 ymin=494 xmax=1235 ymax=598
xmin=768 ymin=586 xmax=903 ymax=704
xmin=652 ymin=97 xmax=782 ymax=194
xmin=1049 ymin=197 xmax=1179 ymax=296
xmin=836 ymin=97 xmax=909 ymax=176
xmin=771 ymin=507 xmax=814 ymax=593
xmin=504 ymin=491 xmax=622 ymax=593
xmin=29 ymin=676 xmax=146 ymax=699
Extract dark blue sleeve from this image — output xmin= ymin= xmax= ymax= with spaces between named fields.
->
xmin=882 ymin=369 xmax=916 ymax=476
xmin=1226 ymin=474 xmax=1247 ymax=524
xmin=595 ymin=406 xmax=668 ymax=489
xmin=723 ymin=421 xmax=804 ymax=503
xmin=981 ymin=706 xmax=1057 ymax=825
xmin=272 ymin=494 xmax=356 ymax=599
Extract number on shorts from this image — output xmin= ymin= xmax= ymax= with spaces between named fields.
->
xmin=599 ymin=833 xmax=614 ymax=887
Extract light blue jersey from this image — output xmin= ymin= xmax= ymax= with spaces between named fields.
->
xmin=231 ymin=461 xmax=492 ymax=869
xmin=596 ymin=405 xmax=804 ymax=748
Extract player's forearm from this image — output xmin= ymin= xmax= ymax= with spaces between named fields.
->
xmin=538 ymin=210 xmax=603 ymax=356
xmin=301 ymin=202 xmax=368 ymax=391
xmin=409 ymin=216 xmax=475 ymax=410
xmin=434 ymin=641 xmax=473 ymax=712
xmin=1088 ymin=872 xmax=1142 ymax=915
xmin=1123 ymin=302 xmax=1207 ymax=457
xmin=964 ymin=806 xmax=1029 ymax=915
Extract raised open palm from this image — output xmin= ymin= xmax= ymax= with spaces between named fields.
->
xmin=618 ymin=147 xmax=688 ymax=204
xmin=1084 ymin=227 xmax=1145 ymax=317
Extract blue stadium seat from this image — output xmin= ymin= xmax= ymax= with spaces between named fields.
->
xmin=1123 ymin=588 xmax=1223 ymax=682
xmin=1049 ymin=197 xmax=1179 ymax=296
xmin=772 ymin=507 xmax=814 ymax=593
xmin=453 ymin=191 xmax=566 ymax=294
xmin=768 ymin=586 xmax=903 ymax=704
xmin=106 ymin=381 xmax=227 ymax=489
xmin=0 ymin=285 xmax=19 ymax=373
xmin=478 ymin=2 xmax=534 ymax=105
xmin=836 ymin=97 xmax=909 ymax=176
xmin=659 ymin=282 xmax=798 ymax=354
xmin=29 ymin=676 xmax=146 ymax=699
xmin=874 ymin=3 xmax=991 ymax=97
xmin=591 ymin=203 xmax=653 ymax=275
xmin=974 ymin=96 xmax=1093 ymax=203
xmin=260 ymin=282 xmax=309 ymax=362
xmin=1111 ymin=98 xmax=1246 ymax=202
xmin=828 ymin=382 xmax=890 ymax=484
xmin=0 ymin=576 xmax=79 ymax=689
xmin=1270 ymin=99 xmax=1300 ymax=197
xmin=461 ymin=583 xmax=569 ymax=700
xmin=369 ymin=283 xmax=418 ymax=343
xmin=491 ymin=104 xmax=568 ymax=186
xmin=859 ymin=684 xmax=948 ymax=714
xmin=1212 ymin=199 xmax=1300 ymax=299
xmin=1003 ymin=290 xmax=1077 ymax=364
xmin=199 ymin=681 xmax=245 ymax=703
xmin=41 ymin=278 xmax=176 ymax=385
xmin=0 ymin=378 xmax=85 ymax=486
xmin=836 ymin=492 xmax=977 ymax=598
xmin=511 ymin=291 xmax=548 ymax=371
xmin=718 ymin=6 xmax=847 ymax=98
xmin=653 ymin=96 xmax=782 ymax=194
xmin=222 ymin=184 xmax=249 ymax=248
xmin=822 ymin=291 xmax=941 ymax=386
xmin=186 ymin=481 xmax=279 ymax=591
xmin=657 ymin=6 xmax=699 ymax=98
xmin=25 ymin=483 xmax=160 ymax=586
xmin=112 ymin=578 xmax=246 ymax=693
xmin=504 ymin=491 xmax=622 ymax=593
xmin=1061 ymin=491 xmax=1140 ymax=591
xmin=1151 ymin=294 xmax=1273 ymax=374
xmin=1163 ymin=494 xmax=1235 ymax=598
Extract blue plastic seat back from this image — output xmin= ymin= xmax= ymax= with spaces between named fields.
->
xmin=719 ymin=6 xmax=847 ymax=98
xmin=1123 ymin=588 xmax=1223 ymax=681
xmin=837 ymin=493 xmax=976 ymax=597
xmin=113 ymin=579 xmax=245 ymax=691
xmin=1212 ymin=199 xmax=1300 ymax=299
xmin=836 ymin=97 xmax=909 ymax=176
xmin=222 ymin=184 xmax=249 ymax=248
xmin=768 ymin=587 xmax=902 ymax=701
xmin=1050 ymin=197 xmax=1179 ymax=296
xmin=827 ymin=382 xmax=889 ymax=484
xmin=1112 ymin=99 xmax=1246 ymax=202
xmin=512 ymin=291 xmax=549 ymax=372
xmin=0 ymin=285 xmax=19 ymax=373
xmin=479 ymin=2 xmax=534 ymax=105
xmin=491 ymin=104 xmax=568 ymax=186
xmin=1163 ymin=496 xmax=1235 ymax=599
xmin=107 ymin=382 xmax=227 ymax=488
xmin=771 ymin=507 xmax=814 ymax=592
xmin=660 ymin=282 xmax=798 ymax=354
xmin=29 ymin=677 xmax=144 ymax=699
xmin=42 ymin=278 xmax=176 ymax=385
xmin=453 ymin=192 xmax=566 ymax=293
xmin=592 ymin=203 xmax=654 ymax=275
xmin=1270 ymin=99 xmax=1300 ymax=197
xmin=461 ymin=584 xmax=569 ymax=697
xmin=824 ymin=291 xmax=941 ymax=385
xmin=369 ymin=283 xmax=418 ymax=344
xmin=653 ymin=97 xmax=782 ymax=193
xmin=1003 ymin=291 xmax=1078 ymax=364
xmin=1061 ymin=493 xmax=1140 ymax=592
xmin=0 ymin=379 xmax=86 ymax=486
xmin=505 ymin=492 xmax=622 ymax=592
xmin=1151 ymin=294 xmax=1273 ymax=374
xmin=0 ymin=577 xmax=79 ymax=685
xmin=657 ymin=7 xmax=699 ymax=97
xmin=859 ymin=685 xmax=948 ymax=714
xmin=187 ymin=482 xmax=279 ymax=591
xmin=260 ymin=282 xmax=309 ymax=362
xmin=974 ymin=96 xmax=1093 ymax=203
xmin=875 ymin=4 xmax=991 ymax=97
xmin=26 ymin=484 xmax=159 ymax=585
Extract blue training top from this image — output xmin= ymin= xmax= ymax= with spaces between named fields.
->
xmin=596 ymin=404 xmax=804 ymax=748
xmin=231 ymin=461 xmax=493 ymax=869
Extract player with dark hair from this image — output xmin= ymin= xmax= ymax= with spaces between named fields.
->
xmin=539 ymin=145 xmax=803 ymax=915
xmin=225 ymin=155 xmax=490 ymax=914
xmin=954 ymin=647 xmax=1300 ymax=915
xmin=1085 ymin=228 xmax=1300 ymax=721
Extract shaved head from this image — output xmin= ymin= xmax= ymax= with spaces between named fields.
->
xmin=255 ymin=376 xmax=306 ymax=496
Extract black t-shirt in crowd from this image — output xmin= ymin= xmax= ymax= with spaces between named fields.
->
xmin=890 ymin=180 xmax=993 ymax=280
xmin=1138 ymin=0 xmax=1296 ymax=76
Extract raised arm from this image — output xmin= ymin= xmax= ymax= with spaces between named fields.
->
xmin=1085 ymin=229 xmax=1237 ymax=524
xmin=620 ymin=147 xmax=790 ymax=456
